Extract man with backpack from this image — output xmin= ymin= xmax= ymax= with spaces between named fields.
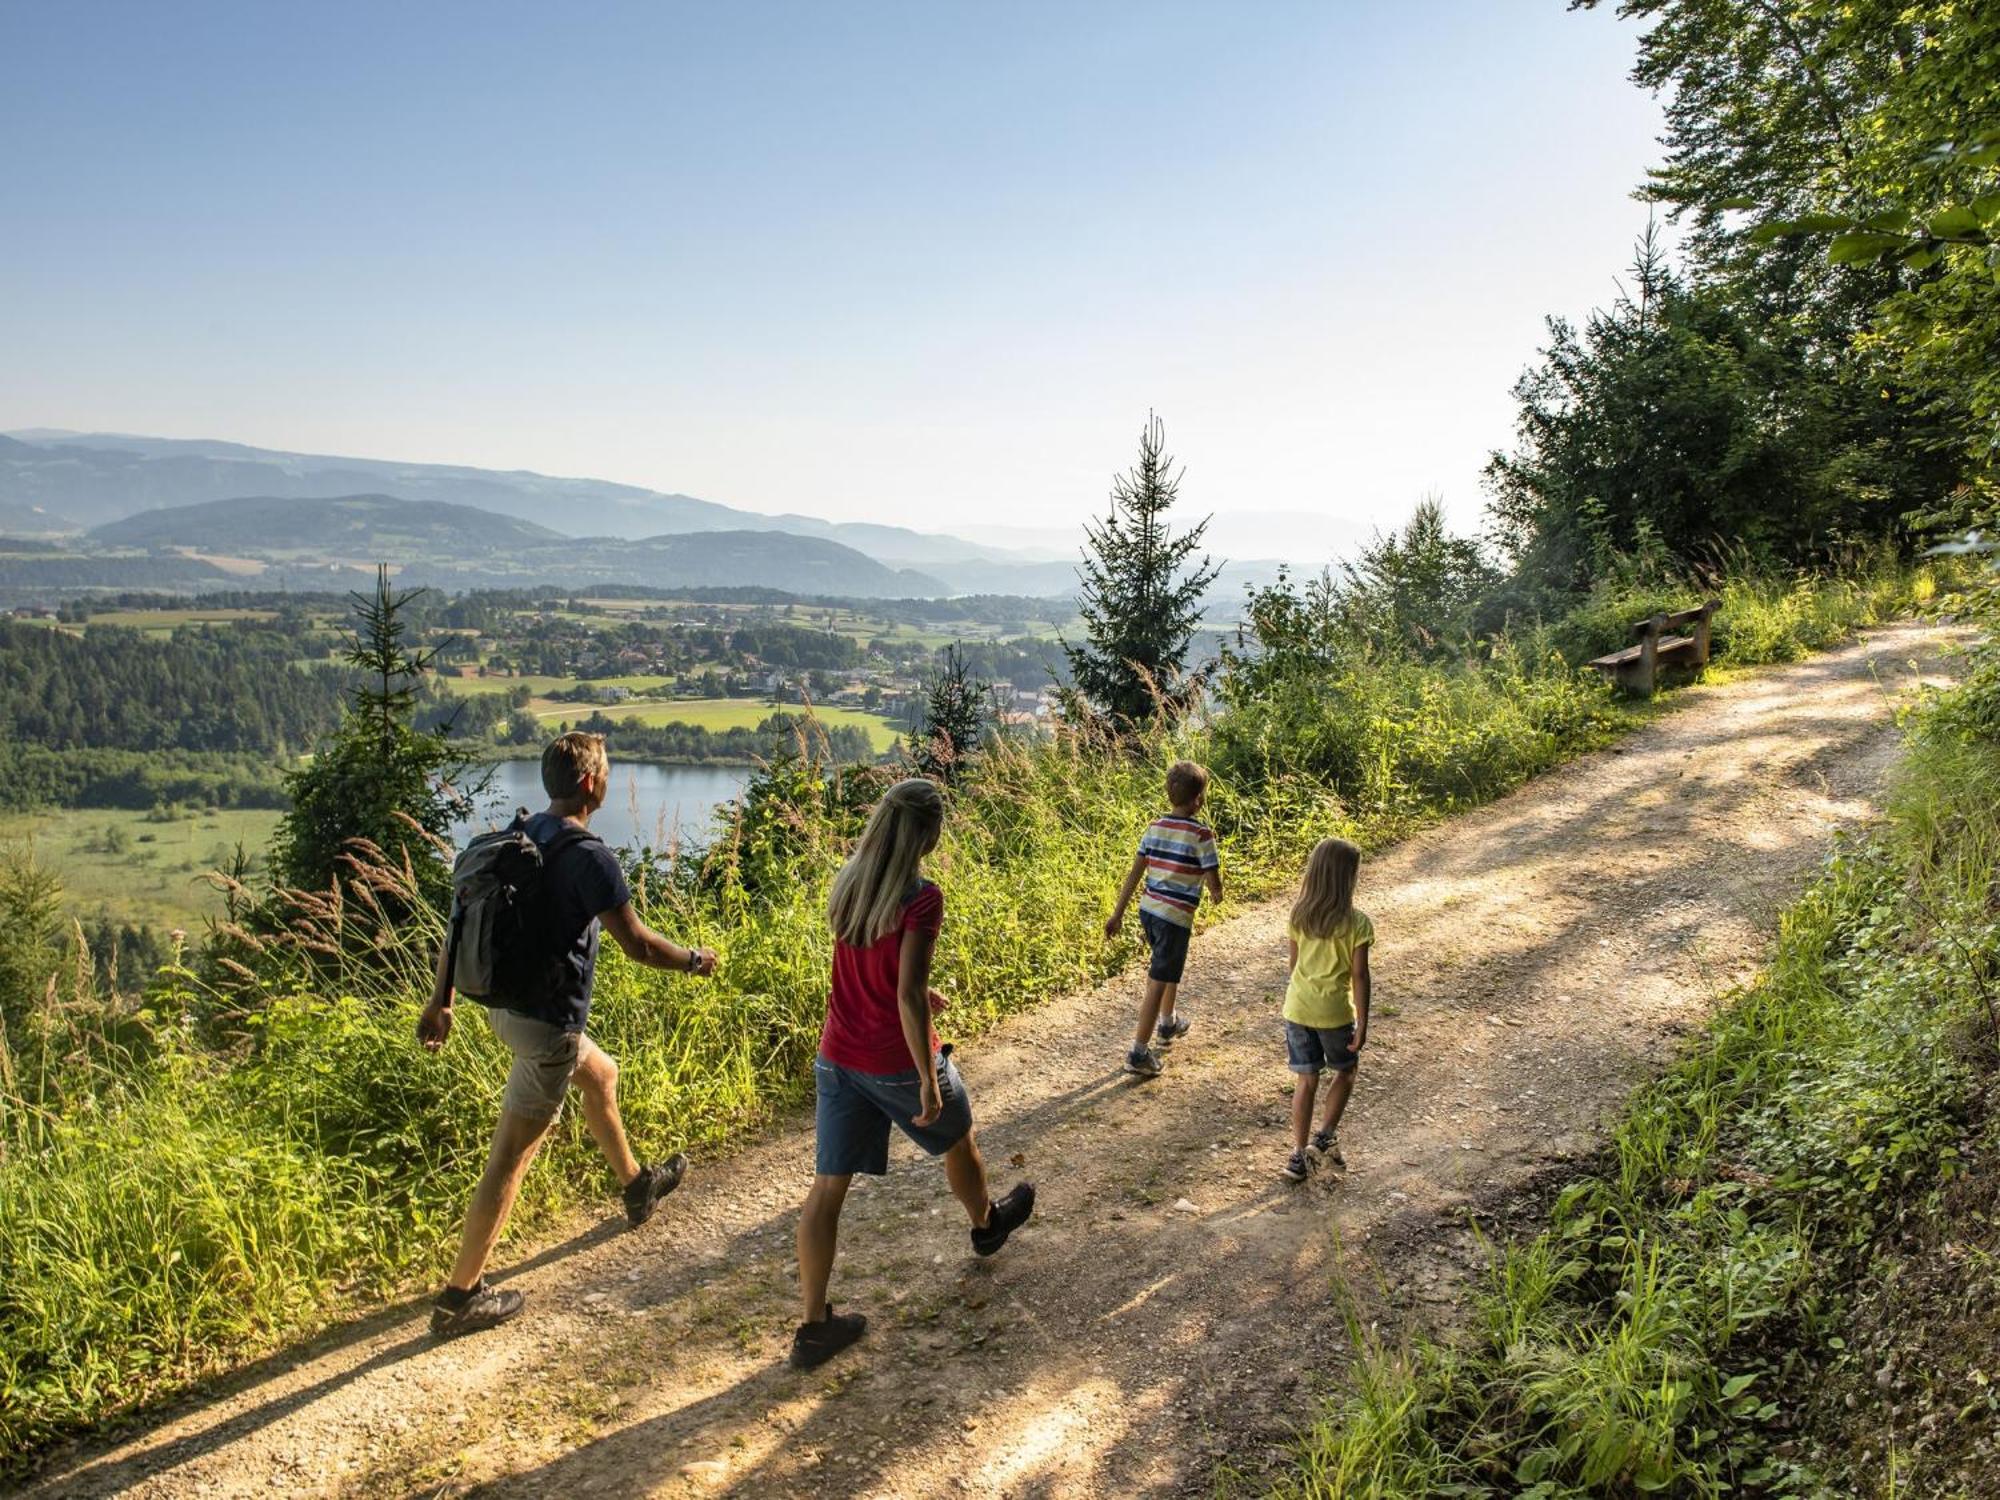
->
xmin=418 ymin=730 xmax=718 ymax=1338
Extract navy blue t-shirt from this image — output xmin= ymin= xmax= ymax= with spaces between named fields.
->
xmin=521 ymin=812 xmax=631 ymax=1032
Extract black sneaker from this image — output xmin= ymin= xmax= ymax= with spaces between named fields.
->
xmin=1309 ymin=1130 xmax=1345 ymax=1167
xmin=1124 ymin=1046 xmax=1163 ymax=1078
xmin=623 ymin=1153 xmax=689 ymax=1228
xmin=429 ymin=1279 xmax=525 ymax=1339
xmin=1280 ymin=1150 xmax=1309 ymax=1183
xmin=970 ymin=1183 xmax=1036 ymax=1257
xmin=1155 ymin=1015 xmax=1191 ymax=1044
xmin=789 ymin=1305 xmax=868 ymax=1370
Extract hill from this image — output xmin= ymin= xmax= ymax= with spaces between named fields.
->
xmin=73 ymin=493 xmax=947 ymax=597
xmin=3 ymin=431 xmax=1037 ymax=562
xmin=91 ymin=494 xmax=564 ymax=557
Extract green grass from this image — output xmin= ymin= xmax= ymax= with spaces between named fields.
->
xmin=80 ymin=608 xmax=277 ymax=633
xmin=1 ymin=807 xmax=283 ymax=928
xmin=530 ymin=694 xmax=904 ymax=751
xmin=438 ymin=672 xmax=573 ymax=698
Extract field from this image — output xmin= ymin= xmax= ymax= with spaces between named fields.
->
xmin=436 ymin=671 xmax=574 ymax=697
xmin=2 ymin=806 xmax=283 ymax=928
xmin=527 ymin=693 xmax=904 ymax=750
xmin=84 ymin=608 xmax=280 ymax=634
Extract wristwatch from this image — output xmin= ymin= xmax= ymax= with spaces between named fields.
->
xmin=684 ymin=946 xmax=699 ymax=973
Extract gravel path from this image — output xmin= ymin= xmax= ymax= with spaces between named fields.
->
xmin=22 ymin=622 xmax=1963 ymax=1500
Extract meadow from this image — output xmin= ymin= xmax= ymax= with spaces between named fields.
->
xmin=528 ymin=693 xmax=905 ymax=751
xmin=1 ymin=806 xmax=281 ymax=928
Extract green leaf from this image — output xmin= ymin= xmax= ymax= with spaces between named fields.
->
xmin=1929 ymin=205 xmax=1980 ymax=237
xmin=1828 ymin=231 xmax=1907 ymax=264
xmin=1721 ymin=1372 xmax=1759 ymax=1399
xmin=1713 ymin=195 xmax=1757 ymax=210
xmin=1863 ymin=208 xmax=1911 ymax=233
xmin=1974 ymin=194 xmax=2000 ymax=226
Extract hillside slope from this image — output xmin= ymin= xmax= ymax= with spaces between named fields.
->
xmin=91 ymin=494 xmax=564 ymax=556
xmin=26 ymin=622 xmax=1961 ymax=1499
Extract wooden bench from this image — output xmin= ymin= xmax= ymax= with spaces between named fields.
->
xmin=1587 ymin=599 xmax=1720 ymax=696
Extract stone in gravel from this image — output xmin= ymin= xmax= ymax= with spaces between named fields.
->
xmin=1172 ymin=1198 xmax=1201 ymax=1214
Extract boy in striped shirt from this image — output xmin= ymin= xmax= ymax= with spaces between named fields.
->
xmin=1104 ymin=760 xmax=1224 ymax=1077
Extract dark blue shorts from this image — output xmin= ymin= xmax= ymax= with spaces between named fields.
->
xmin=1140 ymin=910 xmax=1192 ymax=983
xmin=1285 ymin=1020 xmax=1358 ymax=1075
xmin=813 ymin=1049 xmax=974 ymax=1177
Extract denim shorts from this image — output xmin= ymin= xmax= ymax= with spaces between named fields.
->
xmin=1140 ymin=910 xmax=1192 ymax=983
xmin=813 ymin=1048 xmax=974 ymax=1176
xmin=1285 ymin=1019 xmax=1358 ymax=1075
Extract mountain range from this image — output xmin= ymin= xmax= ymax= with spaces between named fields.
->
xmin=1 ymin=429 xmax=1296 ymax=601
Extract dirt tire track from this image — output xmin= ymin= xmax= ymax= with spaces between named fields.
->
xmin=22 ymin=623 xmax=1963 ymax=1500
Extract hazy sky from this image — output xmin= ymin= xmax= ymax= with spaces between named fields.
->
xmin=2 ymin=1 xmax=1665 ymax=556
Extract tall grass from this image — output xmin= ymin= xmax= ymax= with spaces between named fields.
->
xmin=0 ymin=561 xmax=1953 ymax=1465
xmin=1271 ymin=588 xmax=1994 ymax=1499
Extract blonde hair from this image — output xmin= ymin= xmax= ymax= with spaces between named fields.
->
xmin=542 ymin=731 xmax=609 ymax=800
xmin=1165 ymin=760 xmax=1208 ymax=808
xmin=827 ymin=778 xmax=946 ymax=946
xmin=1290 ymin=837 xmax=1360 ymax=940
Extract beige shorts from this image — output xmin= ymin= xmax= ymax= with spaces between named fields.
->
xmin=484 ymin=1007 xmax=601 ymax=1122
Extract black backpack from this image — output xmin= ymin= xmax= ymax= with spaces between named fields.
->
xmin=448 ymin=810 xmax=601 ymax=1016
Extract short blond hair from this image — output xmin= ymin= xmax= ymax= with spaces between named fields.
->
xmin=1165 ymin=760 xmax=1208 ymax=808
xmin=542 ymin=731 xmax=609 ymax=800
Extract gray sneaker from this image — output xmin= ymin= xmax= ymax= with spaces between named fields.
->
xmin=1309 ymin=1130 xmax=1345 ymax=1167
xmin=1124 ymin=1046 xmax=1163 ymax=1078
xmin=1155 ymin=1014 xmax=1191 ymax=1044
xmin=429 ymin=1279 xmax=524 ymax=1339
xmin=1280 ymin=1150 xmax=1309 ymax=1183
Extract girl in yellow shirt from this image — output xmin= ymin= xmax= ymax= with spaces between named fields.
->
xmin=1280 ymin=837 xmax=1373 ymax=1182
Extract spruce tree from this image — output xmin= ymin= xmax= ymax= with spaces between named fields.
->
xmin=1063 ymin=414 xmax=1220 ymax=724
xmin=269 ymin=566 xmax=483 ymax=905
xmin=908 ymin=643 xmax=988 ymax=783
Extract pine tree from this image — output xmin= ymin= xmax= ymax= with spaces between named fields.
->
xmin=908 ymin=643 xmax=989 ymax=783
xmin=1062 ymin=414 xmax=1220 ymax=724
xmin=269 ymin=566 xmax=483 ymax=905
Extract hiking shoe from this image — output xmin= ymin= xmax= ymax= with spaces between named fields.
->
xmin=429 ymin=1279 xmax=525 ymax=1339
xmin=970 ymin=1183 xmax=1037 ymax=1257
xmin=1155 ymin=1014 xmax=1191 ymax=1045
xmin=1280 ymin=1150 xmax=1310 ymax=1183
xmin=623 ymin=1153 xmax=689 ymax=1228
xmin=1124 ymin=1046 xmax=1163 ymax=1078
xmin=1309 ymin=1130 xmax=1345 ymax=1167
xmin=789 ymin=1305 xmax=868 ymax=1370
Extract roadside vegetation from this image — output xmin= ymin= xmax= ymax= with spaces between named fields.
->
xmin=0 ymin=551 xmax=1947 ymax=1465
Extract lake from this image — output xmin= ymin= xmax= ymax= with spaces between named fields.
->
xmin=454 ymin=760 xmax=750 ymax=853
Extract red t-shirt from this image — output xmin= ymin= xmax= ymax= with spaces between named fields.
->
xmin=818 ymin=881 xmax=945 ymax=1074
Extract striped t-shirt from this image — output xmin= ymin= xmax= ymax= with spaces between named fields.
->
xmin=1137 ymin=815 xmax=1220 ymax=928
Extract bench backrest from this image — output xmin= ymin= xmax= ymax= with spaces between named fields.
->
xmin=1630 ymin=598 xmax=1721 ymax=641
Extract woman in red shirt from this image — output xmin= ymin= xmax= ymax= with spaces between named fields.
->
xmin=791 ymin=777 xmax=1035 ymax=1369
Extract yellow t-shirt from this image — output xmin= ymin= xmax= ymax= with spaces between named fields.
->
xmin=1283 ymin=909 xmax=1374 ymax=1029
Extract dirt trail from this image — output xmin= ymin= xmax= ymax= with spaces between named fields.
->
xmin=25 ymin=623 xmax=1964 ymax=1500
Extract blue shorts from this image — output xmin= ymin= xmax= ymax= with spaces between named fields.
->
xmin=1285 ymin=1020 xmax=1358 ymax=1075
xmin=1140 ymin=910 xmax=1192 ymax=983
xmin=813 ymin=1049 xmax=974 ymax=1177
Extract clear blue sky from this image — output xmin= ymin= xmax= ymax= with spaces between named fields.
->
xmin=2 ymin=1 xmax=1664 ymax=557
